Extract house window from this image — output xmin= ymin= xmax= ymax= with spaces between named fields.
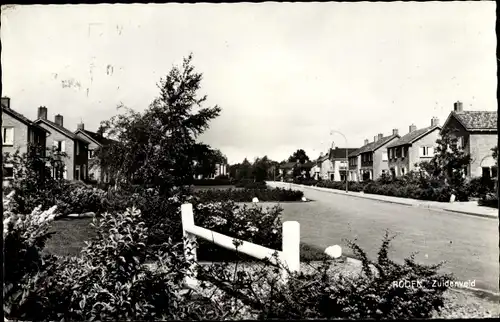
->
xmin=75 ymin=166 xmax=80 ymax=181
xmin=88 ymin=150 xmax=94 ymax=159
xmin=482 ymin=167 xmax=491 ymax=180
xmin=83 ymin=165 xmax=87 ymax=180
xmin=492 ymin=166 xmax=498 ymax=179
xmin=402 ymin=147 xmax=406 ymax=158
xmin=2 ymin=127 xmax=14 ymax=145
xmin=76 ymin=142 xmax=80 ymax=155
xmin=390 ymin=168 xmax=396 ymax=177
xmin=420 ymin=146 xmax=432 ymax=157
xmin=401 ymin=167 xmax=406 ymax=176
xmin=53 ymin=140 xmax=66 ymax=152
xmin=3 ymin=164 xmax=14 ymax=178
xmin=382 ymin=151 xmax=388 ymax=161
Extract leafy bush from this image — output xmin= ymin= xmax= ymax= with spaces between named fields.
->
xmin=193 ymin=178 xmax=233 ymax=186
xmin=293 ymin=178 xmax=319 ymax=186
xmin=233 ymin=178 xmax=267 ymax=189
xmin=3 ymin=193 xmax=58 ymax=318
xmin=56 ymin=183 xmax=107 ymax=216
xmin=199 ymin=231 xmax=453 ymax=320
xmin=5 ymin=206 xmax=223 ymax=321
xmin=194 ymin=201 xmax=283 ymax=261
xmin=194 ymin=187 xmax=303 ymax=202
xmin=478 ymin=192 xmax=498 ymax=208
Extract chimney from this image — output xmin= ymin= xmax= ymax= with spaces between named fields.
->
xmin=77 ymin=123 xmax=85 ymax=130
xmin=37 ymin=106 xmax=48 ymax=120
xmin=392 ymin=128 xmax=399 ymax=136
xmin=409 ymin=124 xmax=417 ymax=133
xmin=1 ymin=97 xmax=10 ymax=109
xmin=364 ymin=139 xmax=369 ymax=145
xmin=54 ymin=114 xmax=63 ymax=127
xmin=431 ymin=117 xmax=440 ymax=127
xmin=453 ymin=101 xmax=463 ymax=112
xmin=378 ymin=133 xmax=383 ymax=141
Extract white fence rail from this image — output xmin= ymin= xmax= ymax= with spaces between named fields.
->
xmin=181 ymin=203 xmax=300 ymax=287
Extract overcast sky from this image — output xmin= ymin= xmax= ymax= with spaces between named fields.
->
xmin=1 ymin=2 xmax=497 ymax=164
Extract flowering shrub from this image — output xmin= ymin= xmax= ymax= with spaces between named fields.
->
xmin=194 ymin=201 xmax=283 ymax=261
xmin=194 ymin=187 xmax=303 ymax=202
xmin=3 ymin=191 xmax=58 ymax=318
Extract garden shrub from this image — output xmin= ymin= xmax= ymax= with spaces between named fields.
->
xmin=193 ymin=178 xmax=233 ymax=186
xmin=198 ymin=231 xmax=453 ymax=320
xmin=478 ymin=192 xmax=499 ymax=208
xmin=233 ymin=178 xmax=267 ymax=189
xmin=193 ymin=201 xmax=283 ymax=261
xmin=194 ymin=187 xmax=303 ymax=202
xmin=4 ymin=206 xmax=222 ymax=321
xmin=56 ymin=183 xmax=107 ymax=216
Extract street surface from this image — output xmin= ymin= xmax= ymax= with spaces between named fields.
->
xmin=266 ymin=183 xmax=499 ymax=292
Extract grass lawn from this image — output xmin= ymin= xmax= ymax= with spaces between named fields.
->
xmin=44 ymin=217 xmax=96 ymax=257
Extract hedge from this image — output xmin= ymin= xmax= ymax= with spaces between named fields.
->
xmin=194 ymin=187 xmax=303 ymax=202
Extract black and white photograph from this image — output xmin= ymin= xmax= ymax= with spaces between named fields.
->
xmin=1 ymin=1 xmax=498 ymax=320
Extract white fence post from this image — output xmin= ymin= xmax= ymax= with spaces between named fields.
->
xmin=281 ymin=221 xmax=300 ymax=283
xmin=181 ymin=203 xmax=198 ymax=288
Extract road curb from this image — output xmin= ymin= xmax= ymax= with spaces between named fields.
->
xmin=272 ymin=182 xmax=497 ymax=220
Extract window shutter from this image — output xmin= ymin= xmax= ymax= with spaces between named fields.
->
xmin=61 ymin=141 xmax=66 ymax=152
xmin=63 ymin=166 xmax=67 ymax=179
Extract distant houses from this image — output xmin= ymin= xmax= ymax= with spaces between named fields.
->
xmin=1 ymin=97 xmax=117 ymax=185
xmin=386 ymin=117 xmax=441 ymax=177
xmin=34 ymin=106 xmax=90 ymax=181
xmin=348 ymin=131 xmax=400 ymax=181
xmin=74 ymin=124 xmax=115 ymax=183
xmin=2 ymin=98 xmax=50 ymax=186
xmin=313 ymin=147 xmax=358 ymax=181
xmin=440 ymin=101 xmax=498 ymax=179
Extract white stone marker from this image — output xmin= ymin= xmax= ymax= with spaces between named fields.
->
xmin=252 ymin=197 xmax=259 ymax=203
xmin=301 ymin=196 xmax=307 ymax=202
xmin=325 ymin=245 xmax=342 ymax=259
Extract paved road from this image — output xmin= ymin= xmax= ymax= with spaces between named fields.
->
xmin=267 ymin=183 xmax=499 ymax=293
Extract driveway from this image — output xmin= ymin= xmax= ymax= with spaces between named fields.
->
xmin=266 ymin=183 xmax=499 ymax=293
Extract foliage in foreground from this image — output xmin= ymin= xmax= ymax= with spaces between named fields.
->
xmin=199 ymin=231 xmax=454 ymax=320
xmin=3 ymin=197 xmax=221 ymax=321
xmin=4 ymin=186 xmax=454 ymax=320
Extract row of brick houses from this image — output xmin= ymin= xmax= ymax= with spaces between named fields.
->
xmin=2 ymin=97 xmax=113 ymax=185
xmin=347 ymin=101 xmax=497 ymax=182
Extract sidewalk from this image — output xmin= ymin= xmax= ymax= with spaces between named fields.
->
xmin=267 ymin=181 xmax=498 ymax=219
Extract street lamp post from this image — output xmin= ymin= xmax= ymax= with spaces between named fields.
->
xmin=330 ymin=130 xmax=349 ymax=193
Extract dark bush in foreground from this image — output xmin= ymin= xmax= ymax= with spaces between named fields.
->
xmin=194 ymin=187 xmax=303 ymax=202
xmin=193 ymin=178 xmax=233 ymax=186
xmin=478 ymin=193 xmax=499 ymax=208
xmin=234 ymin=179 xmax=267 ymax=189
xmin=199 ymin=231 xmax=453 ymax=320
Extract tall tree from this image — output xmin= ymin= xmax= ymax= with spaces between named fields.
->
xmin=193 ymin=144 xmax=226 ymax=178
xmin=416 ymin=128 xmax=471 ymax=188
xmin=94 ymin=54 xmax=221 ymax=194
xmin=288 ymin=149 xmax=310 ymax=164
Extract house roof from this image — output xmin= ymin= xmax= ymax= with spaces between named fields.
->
xmin=348 ymin=134 xmax=400 ymax=157
xmin=329 ymin=147 xmax=358 ymax=159
xmin=74 ymin=129 xmax=116 ymax=146
xmin=386 ymin=125 xmax=440 ymax=148
xmin=35 ymin=118 xmax=89 ymax=143
xmin=445 ymin=111 xmax=498 ymax=132
xmin=1 ymin=104 xmax=50 ymax=133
